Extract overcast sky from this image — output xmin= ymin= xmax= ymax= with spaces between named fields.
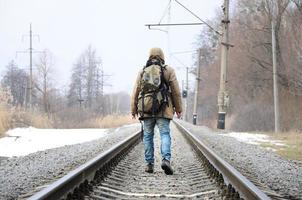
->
xmin=0 ymin=0 xmax=222 ymax=94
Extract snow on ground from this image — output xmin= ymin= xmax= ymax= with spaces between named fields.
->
xmin=221 ymin=132 xmax=286 ymax=148
xmin=114 ymin=123 xmax=141 ymax=133
xmin=0 ymin=127 xmax=108 ymax=157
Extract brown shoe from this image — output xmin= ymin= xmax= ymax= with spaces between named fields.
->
xmin=161 ymin=159 xmax=173 ymax=175
xmin=145 ymin=163 xmax=154 ymax=173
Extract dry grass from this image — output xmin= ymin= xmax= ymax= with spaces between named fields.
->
xmin=19 ymin=111 xmax=53 ymax=128
xmin=9 ymin=108 xmax=53 ymax=129
xmin=56 ymin=114 xmax=138 ymax=129
xmin=0 ymin=106 xmax=12 ymax=136
xmin=0 ymin=106 xmax=54 ymax=136
xmin=90 ymin=115 xmax=138 ymax=128
xmin=265 ymin=131 xmax=302 ymax=161
xmin=1 ymin=109 xmax=136 ymax=135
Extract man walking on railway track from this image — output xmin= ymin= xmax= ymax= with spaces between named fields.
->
xmin=131 ymin=47 xmax=182 ymax=175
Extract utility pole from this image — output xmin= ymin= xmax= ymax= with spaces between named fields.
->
xmin=29 ymin=24 xmax=33 ymax=110
xmin=23 ymin=83 xmax=27 ymax=107
xmin=271 ymin=3 xmax=280 ymax=132
xmin=193 ymin=49 xmax=201 ymax=125
xmin=217 ymin=0 xmax=230 ymax=129
xmin=185 ymin=66 xmax=189 ymax=121
xmin=17 ymin=23 xmax=42 ymax=111
xmin=182 ymin=79 xmax=187 ymax=121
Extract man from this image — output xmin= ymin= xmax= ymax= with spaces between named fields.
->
xmin=131 ymin=47 xmax=182 ymax=175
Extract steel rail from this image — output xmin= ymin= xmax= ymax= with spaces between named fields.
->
xmin=174 ymin=120 xmax=271 ymax=200
xmin=28 ymin=131 xmax=141 ymax=200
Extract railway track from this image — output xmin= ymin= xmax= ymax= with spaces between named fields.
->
xmin=28 ymin=121 xmax=277 ymax=200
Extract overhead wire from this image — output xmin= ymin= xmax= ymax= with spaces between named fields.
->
xmin=158 ymin=0 xmax=172 ymax=24
xmin=170 ymin=50 xmax=199 ymax=55
xmin=174 ymin=0 xmax=222 ymax=35
xmin=147 ymin=0 xmax=171 ymax=32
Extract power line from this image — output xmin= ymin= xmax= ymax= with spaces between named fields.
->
xmin=170 ymin=49 xmax=199 ymax=55
xmin=146 ymin=23 xmax=204 ymax=28
xmin=158 ymin=0 xmax=172 ymax=24
xmin=170 ymin=54 xmax=188 ymax=68
xmin=146 ymin=0 xmax=220 ymax=33
xmin=174 ymin=0 xmax=222 ymax=35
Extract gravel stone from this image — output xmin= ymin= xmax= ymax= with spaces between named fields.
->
xmin=177 ymin=120 xmax=302 ymax=199
xmin=0 ymin=124 xmax=140 ymax=200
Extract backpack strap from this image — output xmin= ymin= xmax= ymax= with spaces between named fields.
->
xmin=160 ymin=65 xmax=169 ymax=104
xmin=151 ymin=91 xmax=157 ymax=117
xmin=141 ymin=91 xmax=145 ymax=118
xmin=160 ymin=65 xmax=169 ymax=89
xmin=159 ymin=65 xmax=170 ymax=118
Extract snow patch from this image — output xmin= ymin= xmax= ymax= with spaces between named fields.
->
xmin=0 ymin=127 xmax=108 ymax=157
xmin=221 ymin=132 xmax=286 ymax=147
xmin=121 ymin=123 xmax=140 ymax=128
xmin=114 ymin=123 xmax=140 ymax=133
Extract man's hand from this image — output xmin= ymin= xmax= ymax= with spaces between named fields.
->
xmin=176 ymin=112 xmax=182 ymax=119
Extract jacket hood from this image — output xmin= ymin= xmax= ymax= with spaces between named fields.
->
xmin=149 ymin=47 xmax=165 ymax=61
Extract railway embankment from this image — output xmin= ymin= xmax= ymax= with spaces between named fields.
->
xmin=177 ymin=120 xmax=302 ymax=199
xmin=0 ymin=124 xmax=140 ymax=200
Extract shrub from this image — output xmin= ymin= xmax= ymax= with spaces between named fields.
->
xmin=10 ymin=108 xmax=53 ymax=128
xmin=94 ymin=115 xmax=137 ymax=128
xmin=230 ymin=102 xmax=274 ymax=131
xmin=0 ymin=87 xmax=13 ymax=136
xmin=0 ymin=106 xmax=12 ymax=136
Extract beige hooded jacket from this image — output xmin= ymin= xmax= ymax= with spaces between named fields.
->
xmin=130 ymin=48 xmax=182 ymax=120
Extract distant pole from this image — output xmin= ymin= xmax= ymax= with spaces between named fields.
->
xmin=17 ymin=23 xmax=42 ymax=110
xmin=185 ymin=66 xmax=189 ymax=121
xmin=271 ymin=5 xmax=280 ymax=132
xmin=29 ymin=23 xmax=33 ymax=110
xmin=96 ymin=68 xmax=99 ymax=99
xmin=217 ymin=0 xmax=230 ymax=129
xmin=193 ymin=49 xmax=201 ymax=125
xmin=23 ymin=83 xmax=28 ymax=107
xmin=182 ymin=80 xmax=185 ymax=120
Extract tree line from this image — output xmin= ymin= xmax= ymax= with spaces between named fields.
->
xmin=1 ymin=46 xmax=130 ymax=128
xmin=193 ymin=0 xmax=302 ymax=131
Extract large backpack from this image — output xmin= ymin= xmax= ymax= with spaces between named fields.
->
xmin=137 ymin=58 xmax=169 ymax=117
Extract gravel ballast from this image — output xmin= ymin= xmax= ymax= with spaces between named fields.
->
xmin=176 ymin=120 xmax=302 ymax=199
xmin=0 ymin=124 xmax=140 ymax=200
xmin=1 ymin=121 xmax=301 ymax=199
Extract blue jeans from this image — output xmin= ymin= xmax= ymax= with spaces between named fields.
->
xmin=143 ymin=118 xmax=171 ymax=164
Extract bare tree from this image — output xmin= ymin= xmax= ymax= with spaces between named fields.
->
xmin=68 ymin=57 xmax=85 ymax=107
xmin=1 ymin=60 xmax=28 ymax=107
xmin=193 ymin=0 xmax=302 ymax=131
xmin=68 ymin=45 xmax=104 ymax=111
xmin=36 ymin=49 xmax=54 ymax=114
xmin=291 ymin=0 xmax=302 ymax=12
xmin=103 ymin=92 xmax=130 ymax=115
